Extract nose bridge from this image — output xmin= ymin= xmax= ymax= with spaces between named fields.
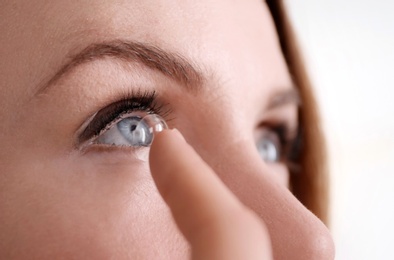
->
xmin=192 ymin=132 xmax=334 ymax=259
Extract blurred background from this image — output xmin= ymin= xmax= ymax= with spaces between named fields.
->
xmin=285 ymin=0 xmax=394 ymax=259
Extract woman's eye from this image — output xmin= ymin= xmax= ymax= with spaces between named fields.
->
xmin=92 ymin=114 xmax=168 ymax=147
xmin=78 ymin=91 xmax=171 ymax=148
xmin=256 ymin=131 xmax=282 ymax=163
xmin=95 ymin=116 xmax=151 ymax=146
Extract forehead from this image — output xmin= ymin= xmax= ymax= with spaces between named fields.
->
xmin=1 ymin=0 xmax=272 ymax=46
xmin=0 ymin=0 xmax=291 ymax=100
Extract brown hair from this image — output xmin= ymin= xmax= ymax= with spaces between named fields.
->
xmin=267 ymin=0 xmax=330 ymax=224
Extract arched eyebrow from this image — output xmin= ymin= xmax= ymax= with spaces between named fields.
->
xmin=35 ymin=39 xmax=299 ymax=111
xmin=36 ymin=40 xmax=205 ymax=95
xmin=267 ymin=88 xmax=301 ymax=110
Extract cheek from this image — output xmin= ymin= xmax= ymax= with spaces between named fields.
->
xmin=0 ymin=151 xmax=188 ymax=259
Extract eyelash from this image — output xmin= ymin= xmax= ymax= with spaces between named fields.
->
xmin=78 ymin=90 xmax=170 ymax=144
xmin=266 ymin=123 xmax=302 ymax=170
xmin=78 ymin=91 xmax=302 ymax=170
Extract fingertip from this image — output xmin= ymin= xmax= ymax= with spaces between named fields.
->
xmin=148 ymin=129 xmax=273 ymax=259
xmin=149 ymin=128 xmax=187 ymax=186
xmin=150 ymin=128 xmax=185 ymax=152
xmin=150 ymin=128 xmax=184 ymax=161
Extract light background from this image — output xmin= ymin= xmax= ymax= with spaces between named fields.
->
xmin=285 ymin=1 xmax=394 ymax=259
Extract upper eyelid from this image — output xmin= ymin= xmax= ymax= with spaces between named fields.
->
xmin=258 ymin=107 xmax=298 ymax=135
xmin=77 ymin=91 xmax=162 ymax=145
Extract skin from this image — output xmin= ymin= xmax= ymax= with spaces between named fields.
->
xmin=0 ymin=0 xmax=334 ymax=259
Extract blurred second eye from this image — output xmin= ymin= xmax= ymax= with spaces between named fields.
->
xmin=256 ymin=131 xmax=282 ymax=163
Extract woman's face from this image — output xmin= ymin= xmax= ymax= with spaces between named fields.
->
xmin=0 ymin=0 xmax=333 ymax=259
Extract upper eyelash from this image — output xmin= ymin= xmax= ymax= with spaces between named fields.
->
xmin=77 ymin=90 xmax=301 ymax=169
xmin=274 ymin=124 xmax=302 ymax=172
xmin=264 ymin=122 xmax=301 ymax=166
xmin=78 ymin=90 xmax=171 ymax=144
xmin=285 ymin=126 xmax=303 ymax=174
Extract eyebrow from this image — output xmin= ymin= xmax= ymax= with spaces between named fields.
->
xmin=36 ymin=40 xmax=300 ymax=111
xmin=36 ymin=40 xmax=205 ymax=95
xmin=267 ymin=88 xmax=301 ymax=110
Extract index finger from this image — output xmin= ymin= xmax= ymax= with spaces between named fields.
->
xmin=149 ymin=129 xmax=272 ymax=260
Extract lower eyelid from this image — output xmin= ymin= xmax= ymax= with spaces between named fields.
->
xmin=80 ymin=143 xmax=151 ymax=161
xmin=266 ymin=163 xmax=291 ymax=187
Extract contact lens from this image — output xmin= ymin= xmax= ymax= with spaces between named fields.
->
xmin=93 ymin=113 xmax=168 ymax=149
xmin=130 ymin=114 xmax=168 ymax=146
xmin=126 ymin=114 xmax=168 ymax=161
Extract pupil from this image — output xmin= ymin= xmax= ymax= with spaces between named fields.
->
xmin=130 ymin=124 xmax=137 ymax=131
